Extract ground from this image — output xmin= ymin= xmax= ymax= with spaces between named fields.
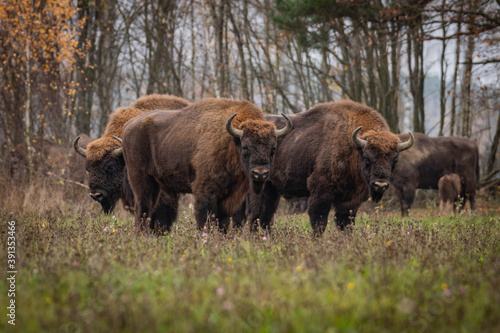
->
xmin=0 ymin=180 xmax=499 ymax=332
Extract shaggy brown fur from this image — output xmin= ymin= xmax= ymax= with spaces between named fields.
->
xmin=85 ymin=107 xmax=144 ymax=162
xmin=75 ymin=94 xmax=191 ymax=214
xmin=438 ymin=173 xmax=462 ymax=215
xmin=122 ymin=98 xmax=289 ymax=233
xmin=362 ymin=130 xmax=399 ymax=154
xmin=86 ymin=95 xmax=190 ymax=162
xmin=243 ymin=100 xmax=412 ymax=235
xmin=130 ymin=94 xmax=189 ymax=111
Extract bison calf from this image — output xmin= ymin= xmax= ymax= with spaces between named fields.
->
xmin=438 ymin=174 xmax=462 ymax=215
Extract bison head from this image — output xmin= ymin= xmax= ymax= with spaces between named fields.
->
xmin=74 ymin=136 xmax=124 ymax=214
xmin=227 ymin=113 xmax=292 ymax=194
xmin=352 ymin=126 xmax=414 ymax=202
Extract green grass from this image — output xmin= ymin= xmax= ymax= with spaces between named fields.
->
xmin=1 ymin=206 xmax=500 ymax=332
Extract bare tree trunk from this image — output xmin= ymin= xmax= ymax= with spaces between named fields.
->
xmin=450 ymin=1 xmax=464 ymax=136
xmin=190 ymin=1 xmax=196 ymax=101
xmin=438 ymin=2 xmax=448 ymax=136
xmin=407 ymin=20 xmax=425 ymax=133
xmin=487 ymin=106 xmax=500 ymax=174
xmin=207 ymin=0 xmax=227 ymax=97
xmin=461 ymin=31 xmax=475 ymax=138
xmin=417 ymin=24 xmax=425 ymax=134
xmin=201 ymin=3 xmax=219 ymax=97
xmin=389 ymin=20 xmax=401 ymax=133
xmin=74 ymin=0 xmax=98 ymax=135
xmin=25 ymin=35 xmax=33 ymax=182
xmin=229 ymin=4 xmax=249 ymax=100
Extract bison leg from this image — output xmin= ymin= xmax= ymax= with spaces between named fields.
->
xmin=246 ymin=183 xmax=281 ymax=232
xmin=334 ymin=209 xmax=357 ymax=231
xmin=194 ymin=198 xmax=210 ymax=230
xmin=255 ymin=191 xmax=280 ymax=232
xmin=308 ymin=196 xmax=332 ymax=236
xmin=452 ymin=199 xmax=459 ymax=215
xmin=400 ymin=190 xmax=416 ymax=217
xmin=215 ymin=205 xmax=231 ymax=233
xmin=231 ymin=201 xmax=247 ymax=229
xmin=129 ymin=173 xmax=160 ymax=232
xmin=194 ymin=197 xmax=230 ymax=232
xmin=151 ymin=192 xmax=179 ymax=234
xmin=466 ymin=191 xmax=476 ymax=211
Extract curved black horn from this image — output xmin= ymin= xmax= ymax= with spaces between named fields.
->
xmin=276 ymin=113 xmax=293 ymax=138
xmin=73 ymin=136 xmax=87 ymax=157
xmin=398 ymin=132 xmax=414 ymax=151
xmin=111 ymin=135 xmax=123 ymax=157
xmin=352 ymin=126 xmax=367 ymax=149
xmin=226 ymin=113 xmax=243 ymax=139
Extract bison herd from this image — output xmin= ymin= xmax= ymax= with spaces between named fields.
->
xmin=73 ymin=94 xmax=479 ymax=236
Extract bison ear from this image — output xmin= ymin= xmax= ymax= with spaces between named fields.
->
xmin=111 ymin=136 xmax=123 ymax=157
xmin=398 ymin=132 xmax=414 ymax=151
xmin=352 ymin=126 xmax=367 ymax=149
xmin=226 ymin=113 xmax=243 ymax=139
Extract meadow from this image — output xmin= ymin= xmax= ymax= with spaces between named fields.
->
xmin=1 ymin=180 xmax=499 ymax=332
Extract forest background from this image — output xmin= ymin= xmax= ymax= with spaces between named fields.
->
xmin=0 ymin=0 xmax=499 ymax=184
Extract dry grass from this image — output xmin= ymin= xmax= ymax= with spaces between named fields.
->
xmin=1 ymin=177 xmax=499 ymax=332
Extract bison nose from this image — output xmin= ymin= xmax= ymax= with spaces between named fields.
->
xmin=372 ymin=181 xmax=389 ymax=193
xmin=90 ymin=192 xmax=104 ymax=202
xmin=251 ymin=168 xmax=269 ymax=182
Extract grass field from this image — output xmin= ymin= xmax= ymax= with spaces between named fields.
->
xmin=1 ymin=181 xmax=500 ymax=332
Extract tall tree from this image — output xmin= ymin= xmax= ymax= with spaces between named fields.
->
xmin=0 ymin=0 xmax=84 ymax=180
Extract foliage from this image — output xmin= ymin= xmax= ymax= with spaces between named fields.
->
xmin=0 ymin=0 xmax=85 ymax=166
xmin=0 ymin=0 xmax=499 ymax=183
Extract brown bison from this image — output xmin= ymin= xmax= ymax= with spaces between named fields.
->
xmin=243 ymin=100 xmax=414 ymax=235
xmin=121 ymin=98 xmax=292 ymax=232
xmin=438 ymin=173 xmax=462 ymax=215
xmin=73 ymin=94 xmax=190 ymax=213
xmin=390 ymin=133 xmax=479 ymax=216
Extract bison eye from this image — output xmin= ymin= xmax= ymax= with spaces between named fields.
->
xmin=241 ymin=146 xmax=249 ymax=157
xmin=363 ymin=156 xmax=371 ymax=167
xmin=393 ymin=156 xmax=399 ymax=164
xmin=105 ymin=164 xmax=116 ymax=174
xmin=270 ymin=145 xmax=277 ymax=156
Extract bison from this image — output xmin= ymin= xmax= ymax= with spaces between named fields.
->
xmin=120 ymin=98 xmax=292 ymax=233
xmin=73 ymin=94 xmax=190 ymax=213
xmin=390 ymin=133 xmax=479 ymax=216
xmin=243 ymin=100 xmax=414 ymax=236
xmin=438 ymin=173 xmax=462 ymax=215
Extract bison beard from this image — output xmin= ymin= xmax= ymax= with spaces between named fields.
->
xmin=243 ymin=100 xmax=413 ymax=236
xmin=121 ymin=98 xmax=291 ymax=234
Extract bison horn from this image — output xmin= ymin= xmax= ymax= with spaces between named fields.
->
xmin=276 ymin=113 xmax=293 ymax=138
xmin=226 ymin=113 xmax=243 ymax=139
xmin=352 ymin=126 xmax=367 ymax=149
xmin=398 ymin=132 xmax=414 ymax=151
xmin=73 ymin=136 xmax=87 ymax=157
xmin=111 ymin=135 xmax=123 ymax=157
